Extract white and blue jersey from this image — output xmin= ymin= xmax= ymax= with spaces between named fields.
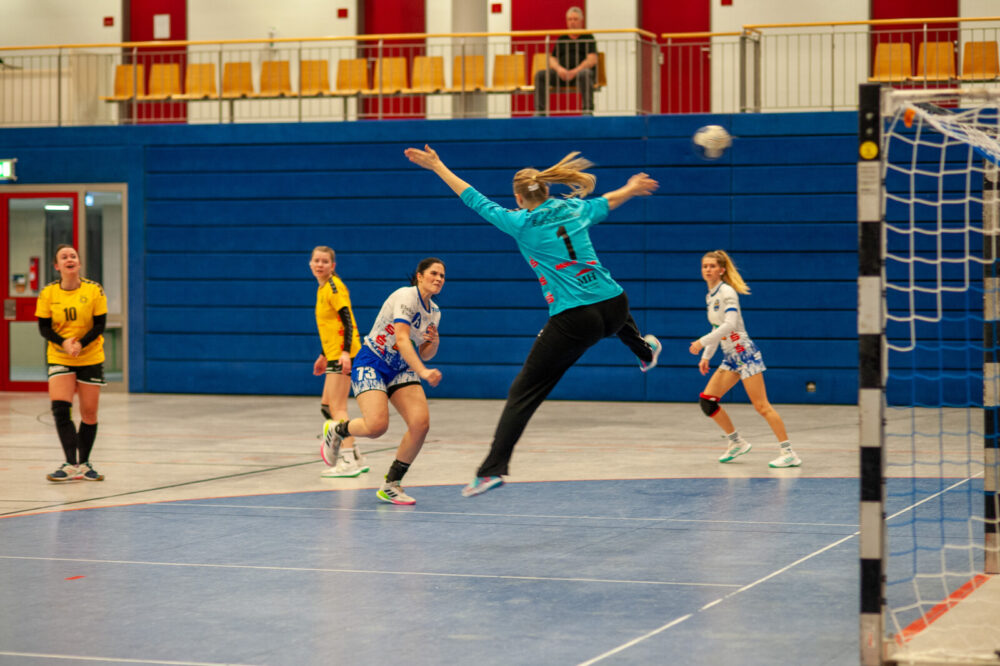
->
xmin=460 ymin=186 xmax=623 ymax=316
xmin=361 ymin=285 xmax=441 ymax=373
xmin=699 ymin=282 xmax=765 ymax=379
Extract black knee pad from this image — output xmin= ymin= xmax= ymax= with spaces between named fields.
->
xmin=699 ymin=393 xmax=720 ymax=417
xmin=51 ymin=400 xmax=73 ymax=425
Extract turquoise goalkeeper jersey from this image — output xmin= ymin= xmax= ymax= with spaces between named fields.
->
xmin=460 ymin=186 xmax=623 ymax=316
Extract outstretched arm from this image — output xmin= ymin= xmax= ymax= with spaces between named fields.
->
xmin=404 ymin=145 xmax=472 ymax=197
xmin=602 ymin=172 xmax=659 ymax=210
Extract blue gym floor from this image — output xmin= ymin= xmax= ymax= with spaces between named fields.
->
xmin=0 ymin=477 xmax=862 ymax=665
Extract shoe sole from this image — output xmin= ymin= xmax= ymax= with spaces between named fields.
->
xmin=321 ymin=468 xmax=363 ymax=478
xmin=81 ymin=475 xmax=104 ymax=481
xmin=718 ymin=444 xmax=752 ymax=463
xmin=376 ymin=490 xmax=415 ymax=505
xmin=769 ymin=461 xmax=802 ymax=468
xmin=640 ymin=335 xmax=661 ymax=373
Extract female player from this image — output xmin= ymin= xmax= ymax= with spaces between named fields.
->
xmin=403 ymin=145 xmax=659 ymax=497
xmin=35 ymin=244 xmax=108 ymax=482
xmin=688 ymin=250 xmax=801 ymax=468
xmin=311 ymin=246 xmax=365 ymax=478
xmin=323 ymin=257 xmax=445 ymax=504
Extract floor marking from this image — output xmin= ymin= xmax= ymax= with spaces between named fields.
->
xmin=578 ymin=473 xmax=986 ymax=665
xmin=0 ymin=555 xmax=739 ymax=588
xmin=0 ymin=652 xmax=254 ymax=665
xmin=167 ymin=502 xmax=859 ymax=528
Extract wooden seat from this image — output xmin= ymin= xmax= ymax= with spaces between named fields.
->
xmin=362 ymin=57 xmax=407 ymax=95
xmin=252 ymin=61 xmax=293 ymax=97
xmin=300 ymin=60 xmax=331 ymax=96
xmin=444 ymin=55 xmax=486 ymax=92
xmin=139 ymin=63 xmax=182 ymax=100
xmin=911 ymin=41 xmax=956 ymax=81
xmin=486 ymin=53 xmax=526 ymax=92
xmin=330 ymin=58 xmax=368 ymax=96
xmin=221 ymin=62 xmax=254 ymax=98
xmin=522 ymin=51 xmax=606 ymax=93
xmin=174 ymin=63 xmax=218 ymax=99
xmin=101 ymin=64 xmax=145 ymax=101
xmin=870 ymin=43 xmax=912 ymax=82
xmin=402 ymin=56 xmax=445 ymax=94
xmin=961 ymin=41 xmax=1000 ymax=81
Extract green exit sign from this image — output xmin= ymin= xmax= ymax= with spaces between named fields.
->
xmin=0 ymin=158 xmax=16 ymax=181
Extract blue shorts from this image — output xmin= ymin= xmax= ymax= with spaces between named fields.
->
xmin=719 ymin=342 xmax=766 ymax=379
xmin=350 ymin=346 xmax=420 ymax=396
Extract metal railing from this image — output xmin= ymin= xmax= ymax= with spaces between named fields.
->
xmin=3 ymin=18 xmax=1000 ymax=126
xmin=0 ymin=29 xmax=657 ymax=126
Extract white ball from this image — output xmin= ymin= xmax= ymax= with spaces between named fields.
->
xmin=692 ymin=125 xmax=732 ymax=160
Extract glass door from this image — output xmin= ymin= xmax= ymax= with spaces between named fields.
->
xmin=1 ymin=192 xmax=77 ymax=390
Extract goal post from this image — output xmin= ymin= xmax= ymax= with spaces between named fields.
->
xmin=857 ymin=83 xmax=1000 ymax=665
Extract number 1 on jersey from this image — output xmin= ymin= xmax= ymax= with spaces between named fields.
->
xmin=556 ymin=226 xmax=577 ymax=260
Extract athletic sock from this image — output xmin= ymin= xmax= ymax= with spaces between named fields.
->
xmin=320 ymin=404 xmax=332 ymax=421
xmin=51 ymin=400 xmax=78 ymax=464
xmin=726 ymin=431 xmax=741 ymax=442
xmin=335 ymin=420 xmax=351 ymax=438
xmin=78 ymin=422 xmax=98 ymax=464
xmin=385 ymin=459 xmax=411 ymax=484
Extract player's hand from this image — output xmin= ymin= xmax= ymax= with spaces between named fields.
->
xmin=698 ymin=358 xmax=710 ymax=376
xmin=404 ymin=145 xmax=443 ymax=171
xmin=339 ymin=351 xmax=352 ymax=376
xmin=420 ymin=368 xmax=442 ymax=387
xmin=689 ymin=340 xmax=703 ymax=355
xmin=313 ymin=354 xmax=326 ymax=376
xmin=62 ymin=337 xmax=81 ymax=357
xmin=423 ymin=324 xmax=438 ymax=345
xmin=628 ymin=173 xmax=659 ymax=197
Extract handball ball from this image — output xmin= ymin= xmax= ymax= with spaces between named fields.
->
xmin=692 ymin=125 xmax=732 ymax=160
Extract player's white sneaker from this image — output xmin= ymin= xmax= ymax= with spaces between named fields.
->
xmin=718 ymin=437 xmax=752 ymax=463
xmin=321 ymin=419 xmax=344 ymax=467
xmin=640 ymin=335 xmax=661 ymax=373
xmin=321 ymin=453 xmax=362 ymax=478
xmin=377 ymin=480 xmax=416 ymax=505
xmin=768 ymin=447 xmax=802 ymax=468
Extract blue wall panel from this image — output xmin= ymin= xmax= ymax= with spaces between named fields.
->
xmin=0 ymin=111 xmax=861 ymax=403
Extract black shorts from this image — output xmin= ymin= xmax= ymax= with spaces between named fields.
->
xmin=47 ymin=362 xmax=106 ymax=386
xmin=325 ymin=359 xmax=348 ymax=374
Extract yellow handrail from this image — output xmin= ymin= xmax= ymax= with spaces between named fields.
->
xmin=663 ymin=16 xmax=1000 ymax=40
xmin=0 ymin=28 xmax=657 ymax=53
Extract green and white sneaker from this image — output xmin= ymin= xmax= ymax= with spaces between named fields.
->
xmin=46 ymin=462 xmax=80 ymax=482
xmin=768 ymin=447 xmax=802 ymax=468
xmin=377 ymin=480 xmax=416 ymax=505
xmin=718 ymin=437 xmax=752 ymax=463
xmin=321 ymin=453 xmax=363 ymax=479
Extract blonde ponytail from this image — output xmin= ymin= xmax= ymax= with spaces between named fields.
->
xmin=704 ymin=250 xmax=750 ymax=295
xmin=513 ymin=151 xmax=596 ymax=204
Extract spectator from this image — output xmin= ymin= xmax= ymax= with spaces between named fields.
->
xmin=534 ymin=6 xmax=598 ymax=116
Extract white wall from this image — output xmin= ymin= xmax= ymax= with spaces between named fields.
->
xmin=188 ymin=0 xmax=358 ymax=41
xmin=0 ymin=0 xmax=121 ymax=47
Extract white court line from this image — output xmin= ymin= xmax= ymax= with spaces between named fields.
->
xmin=576 ymin=473 xmax=985 ymax=665
xmin=0 ymin=555 xmax=739 ymax=588
xmin=156 ymin=502 xmax=859 ymax=528
xmin=0 ymin=652 xmax=254 ymax=665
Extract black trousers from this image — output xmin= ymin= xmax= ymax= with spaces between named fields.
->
xmin=533 ymin=68 xmax=595 ymax=113
xmin=477 ymin=292 xmax=635 ymax=477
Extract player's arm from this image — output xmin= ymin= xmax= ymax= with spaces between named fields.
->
xmin=602 ymin=173 xmax=659 ymax=210
xmin=393 ymin=321 xmax=442 ymax=386
xmin=78 ymin=314 xmax=106 ymax=348
xmin=37 ymin=317 xmax=65 ymax=346
xmin=404 ymin=145 xmax=472 ymax=197
xmin=689 ymin=309 xmax=738 ymax=354
xmin=419 ymin=324 xmax=439 ymax=361
xmin=336 ymin=306 xmax=354 ymax=374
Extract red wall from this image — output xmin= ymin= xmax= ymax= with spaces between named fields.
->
xmin=870 ymin=0 xmax=958 ymax=80
xmin=128 ymin=0 xmax=188 ymax=123
xmin=361 ymin=0 xmax=426 ymax=118
xmin=642 ymin=0 xmax=710 ymax=113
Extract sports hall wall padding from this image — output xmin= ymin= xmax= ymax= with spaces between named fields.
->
xmin=0 ymin=112 xmax=859 ymax=403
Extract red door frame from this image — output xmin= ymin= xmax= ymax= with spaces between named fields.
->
xmin=0 ymin=191 xmax=78 ymax=392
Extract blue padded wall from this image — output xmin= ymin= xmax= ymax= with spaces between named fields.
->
xmin=0 ymin=112 xmax=858 ymax=403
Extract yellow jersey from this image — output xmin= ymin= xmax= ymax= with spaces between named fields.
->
xmin=316 ymin=275 xmax=362 ymax=359
xmin=35 ymin=279 xmax=108 ymax=366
